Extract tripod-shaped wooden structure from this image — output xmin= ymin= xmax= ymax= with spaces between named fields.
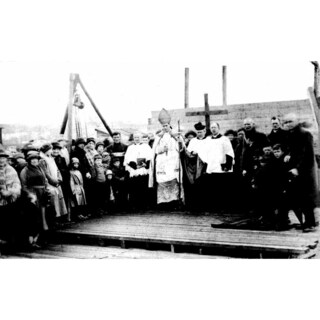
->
xmin=60 ymin=73 xmax=113 ymax=150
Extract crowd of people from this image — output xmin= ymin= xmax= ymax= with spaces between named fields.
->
xmin=0 ymin=111 xmax=319 ymax=252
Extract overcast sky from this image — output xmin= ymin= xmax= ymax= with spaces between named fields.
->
xmin=0 ymin=61 xmax=316 ymax=126
xmin=0 ymin=0 xmax=319 ymax=128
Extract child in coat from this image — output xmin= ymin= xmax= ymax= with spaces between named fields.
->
xmin=70 ymin=157 xmax=87 ymax=221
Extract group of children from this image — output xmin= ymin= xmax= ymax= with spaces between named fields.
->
xmin=251 ymin=143 xmax=296 ymax=230
xmin=69 ymin=153 xmax=126 ymax=221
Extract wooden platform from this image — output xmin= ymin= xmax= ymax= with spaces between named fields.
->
xmin=6 ymin=244 xmax=224 ymax=259
xmin=47 ymin=211 xmax=320 ymax=259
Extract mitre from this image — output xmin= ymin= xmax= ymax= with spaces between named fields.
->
xmin=158 ymin=108 xmax=171 ymax=125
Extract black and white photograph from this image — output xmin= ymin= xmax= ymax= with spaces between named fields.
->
xmin=1 ymin=1 xmax=320 ymax=319
xmin=1 ymin=62 xmax=320 ymax=259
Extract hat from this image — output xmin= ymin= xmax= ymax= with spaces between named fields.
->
xmin=75 ymin=138 xmax=86 ymax=146
xmin=26 ymin=151 xmax=41 ymax=161
xmin=0 ymin=149 xmax=9 ymax=158
xmin=106 ymin=170 xmax=113 ymax=175
xmin=158 ymin=108 xmax=171 ymax=125
xmin=21 ymin=143 xmax=38 ymax=153
xmin=86 ymin=137 xmax=96 ymax=145
xmin=96 ymin=141 xmax=104 ymax=149
xmin=185 ymin=130 xmax=197 ymax=138
xmin=71 ymin=157 xmax=79 ymax=164
xmin=13 ymin=152 xmax=25 ymax=160
xmin=194 ymin=122 xmax=206 ymax=130
xmin=94 ymin=154 xmax=102 ymax=161
xmin=40 ymin=143 xmax=52 ymax=154
xmin=52 ymin=142 xmax=62 ymax=150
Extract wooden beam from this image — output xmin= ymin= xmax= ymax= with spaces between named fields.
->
xmin=59 ymin=105 xmax=69 ymax=135
xmin=186 ymin=110 xmax=228 ymax=117
xmin=77 ymin=76 xmax=113 ymax=136
xmin=184 ymin=67 xmax=189 ymax=109
xmin=222 ymin=65 xmax=227 ymax=107
xmin=204 ymin=93 xmax=210 ymax=132
xmin=311 ymin=61 xmax=320 ymax=98
xmin=67 ymin=74 xmax=77 ymax=152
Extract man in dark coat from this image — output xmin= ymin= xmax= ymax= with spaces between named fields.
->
xmin=283 ymin=113 xmax=318 ymax=232
xmin=243 ymin=118 xmax=269 ymax=157
xmin=268 ymin=116 xmax=288 ymax=149
xmin=241 ymin=119 xmax=269 ymax=214
xmin=242 ymin=118 xmax=269 ymax=179
xmin=106 ymin=132 xmax=128 ymax=167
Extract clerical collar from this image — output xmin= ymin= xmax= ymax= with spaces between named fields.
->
xmin=211 ymin=134 xmax=222 ymax=139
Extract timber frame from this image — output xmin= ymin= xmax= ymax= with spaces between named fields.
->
xmin=60 ymin=73 xmax=113 ymax=151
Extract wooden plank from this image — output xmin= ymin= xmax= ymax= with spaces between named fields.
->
xmin=55 ymin=229 xmax=312 ymax=255
xmin=186 ymin=110 xmax=228 ymax=117
xmin=62 ymin=226 xmax=315 ymax=249
xmin=57 ymin=228 xmax=317 ymax=254
xmin=13 ymin=244 xmax=222 ymax=259
xmin=59 ymin=217 xmax=319 ymax=246
xmin=51 ymin=213 xmax=320 ymax=257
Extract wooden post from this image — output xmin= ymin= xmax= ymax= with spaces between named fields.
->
xmin=184 ymin=67 xmax=189 ymax=109
xmin=78 ymin=76 xmax=113 ymax=136
xmin=67 ymin=74 xmax=77 ymax=152
xmin=0 ymin=127 xmax=3 ymax=145
xmin=59 ymin=105 xmax=69 ymax=135
xmin=311 ymin=61 xmax=320 ymax=99
xmin=204 ymin=93 xmax=210 ymax=132
xmin=222 ymin=65 xmax=227 ymax=107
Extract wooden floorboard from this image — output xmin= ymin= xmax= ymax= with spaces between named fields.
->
xmin=12 ymin=244 xmax=223 ymax=259
xmin=50 ymin=211 xmax=320 ymax=258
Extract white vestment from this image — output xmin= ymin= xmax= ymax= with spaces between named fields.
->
xmin=124 ymin=143 xmax=153 ymax=178
xmin=149 ymin=133 xmax=184 ymax=204
xmin=201 ymin=135 xmax=234 ymax=173
xmin=187 ymin=137 xmax=207 ymax=161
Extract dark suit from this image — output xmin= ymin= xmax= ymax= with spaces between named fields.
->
xmin=286 ymin=125 xmax=318 ymax=227
xmin=268 ymin=128 xmax=288 ymax=149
